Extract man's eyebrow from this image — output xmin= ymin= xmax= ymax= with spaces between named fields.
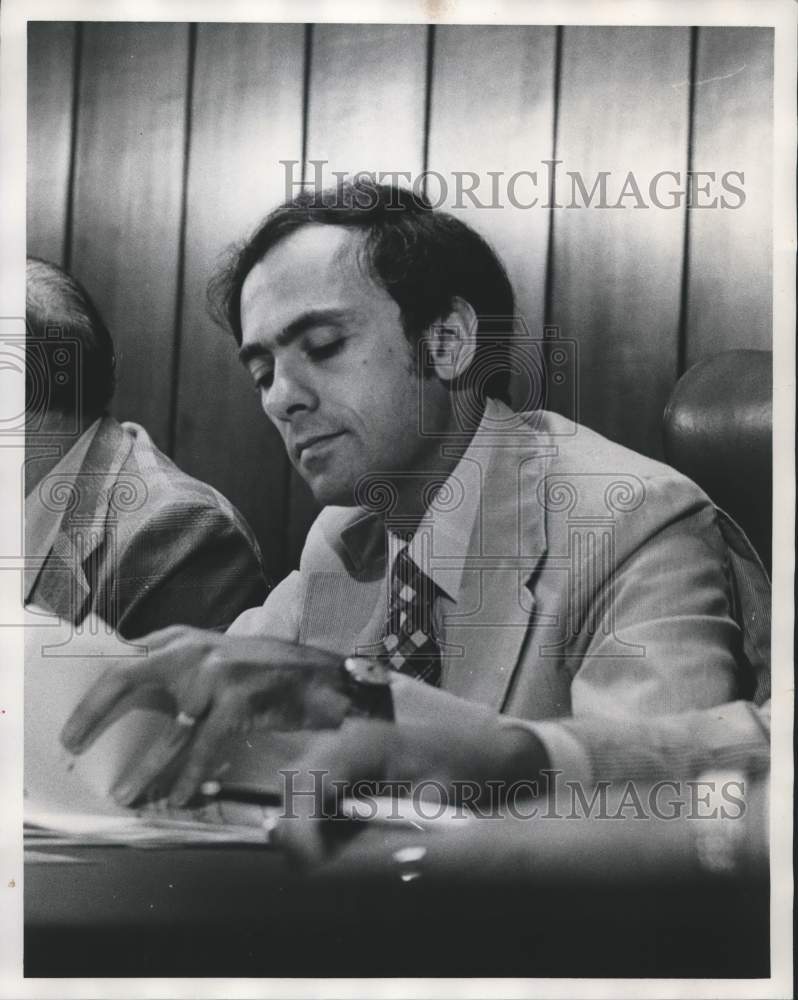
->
xmin=238 ymin=309 xmax=352 ymax=366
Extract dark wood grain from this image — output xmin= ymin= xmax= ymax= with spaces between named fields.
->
xmin=428 ymin=26 xmax=557 ymax=410
xmin=549 ymin=27 xmax=691 ymax=457
xmin=685 ymin=28 xmax=773 ymax=364
xmin=68 ymin=23 xmax=190 ymax=451
xmin=27 ymin=22 xmax=76 ymax=265
xmin=306 ymin=23 xmax=427 ymax=180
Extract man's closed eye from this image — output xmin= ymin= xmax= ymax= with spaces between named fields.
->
xmin=305 ymin=338 xmax=345 ymax=361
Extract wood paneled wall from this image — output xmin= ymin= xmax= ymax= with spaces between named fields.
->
xmin=27 ymin=22 xmax=773 ymax=583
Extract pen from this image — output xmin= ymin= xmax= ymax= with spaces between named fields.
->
xmin=197 ymin=780 xmax=282 ymax=807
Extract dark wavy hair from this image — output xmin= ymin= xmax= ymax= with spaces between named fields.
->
xmin=26 ymin=257 xmax=117 ymax=421
xmin=208 ymin=180 xmax=516 ymax=404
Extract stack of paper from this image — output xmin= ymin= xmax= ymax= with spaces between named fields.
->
xmin=24 ymin=619 xmax=277 ymax=848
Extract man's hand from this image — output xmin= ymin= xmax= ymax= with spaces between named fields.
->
xmin=275 ymin=715 xmax=549 ymax=867
xmin=60 ymin=625 xmax=349 ymax=807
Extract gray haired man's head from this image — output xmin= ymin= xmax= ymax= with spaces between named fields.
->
xmin=26 ymin=257 xmax=117 ymax=424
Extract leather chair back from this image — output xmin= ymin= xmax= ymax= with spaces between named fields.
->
xmin=663 ymin=349 xmax=772 ymax=574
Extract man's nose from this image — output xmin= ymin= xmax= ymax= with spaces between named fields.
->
xmin=262 ymin=362 xmax=317 ymax=421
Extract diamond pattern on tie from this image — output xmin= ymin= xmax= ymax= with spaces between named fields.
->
xmin=378 ymin=546 xmax=442 ymax=687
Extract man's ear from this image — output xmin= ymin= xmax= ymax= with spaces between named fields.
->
xmin=426 ymin=297 xmax=478 ymax=382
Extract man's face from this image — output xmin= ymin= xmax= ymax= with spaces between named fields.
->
xmin=240 ymin=225 xmax=451 ymax=507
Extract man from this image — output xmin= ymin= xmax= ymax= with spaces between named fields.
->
xmin=61 ymin=182 xmax=769 ymax=806
xmin=25 ymin=257 xmax=268 ymax=637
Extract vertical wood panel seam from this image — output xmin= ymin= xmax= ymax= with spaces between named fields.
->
xmin=286 ymin=23 xmax=318 ymax=576
xmin=167 ymin=22 xmax=197 ymax=457
xmin=421 ymin=23 xmax=436 ymax=190
xmin=63 ymin=22 xmax=83 ymax=272
xmin=676 ymin=25 xmax=699 ymax=379
xmin=542 ymin=25 xmax=563 ymax=330
xmin=300 ymin=23 xmax=314 ymax=184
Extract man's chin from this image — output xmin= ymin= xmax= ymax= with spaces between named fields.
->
xmin=305 ymin=475 xmax=357 ymax=509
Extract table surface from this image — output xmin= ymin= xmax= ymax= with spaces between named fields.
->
xmin=25 ymin=822 xmax=770 ymax=979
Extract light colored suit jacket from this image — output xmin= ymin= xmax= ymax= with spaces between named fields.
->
xmin=550 ymin=698 xmax=770 ymax=784
xmin=231 ymin=406 xmax=770 ymax=771
xmin=26 ymin=416 xmax=268 ymax=638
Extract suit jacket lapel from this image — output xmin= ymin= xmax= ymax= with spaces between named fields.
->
xmin=26 ymin=417 xmax=134 ymax=619
xmin=443 ymin=425 xmax=555 ymax=709
xmin=29 ymin=534 xmax=92 ymax=620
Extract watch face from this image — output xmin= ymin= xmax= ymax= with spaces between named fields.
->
xmin=344 ymin=656 xmax=392 ymax=686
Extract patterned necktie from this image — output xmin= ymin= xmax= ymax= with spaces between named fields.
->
xmin=378 ymin=545 xmax=442 ymax=687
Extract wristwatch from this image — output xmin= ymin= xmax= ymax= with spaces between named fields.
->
xmin=341 ymin=656 xmax=395 ymax=721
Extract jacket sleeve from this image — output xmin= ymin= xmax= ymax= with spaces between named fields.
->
xmin=226 ymin=570 xmax=302 ymax=641
xmin=95 ymin=503 xmax=269 ymax=639
xmin=527 ymin=699 xmax=770 ymax=785
xmin=566 ymin=480 xmax=748 ymax=720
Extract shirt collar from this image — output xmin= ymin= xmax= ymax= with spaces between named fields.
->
xmin=342 ymin=399 xmax=505 ymax=602
xmin=402 ymin=406 xmax=495 ymax=601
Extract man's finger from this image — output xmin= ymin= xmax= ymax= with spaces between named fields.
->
xmin=60 ymin=636 xmax=197 ymax=754
xmin=61 ymin=665 xmax=138 ymax=753
xmin=110 ymin=716 xmax=195 ymax=807
xmin=137 ymin=624 xmax=194 ymax=649
xmin=167 ymin=704 xmax=239 ymax=807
